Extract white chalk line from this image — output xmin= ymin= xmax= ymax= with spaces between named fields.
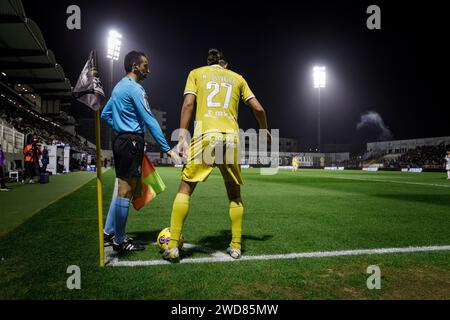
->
xmin=105 ymin=244 xmax=450 ymax=267
xmin=319 ymin=174 xmax=450 ymax=188
xmin=104 ymin=242 xmax=229 ymax=266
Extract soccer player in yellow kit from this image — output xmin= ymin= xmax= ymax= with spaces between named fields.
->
xmin=163 ymin=48 xmax=270 ymax=261
xmin=291 ymin=156 xmax=299 ymax=172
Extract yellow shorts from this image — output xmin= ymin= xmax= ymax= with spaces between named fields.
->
xmin=182 ymin=133 xmax=243 ymax=185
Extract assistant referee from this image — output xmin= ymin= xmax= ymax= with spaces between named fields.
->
xmin=101 ymin=50 xmax=178 ymax=253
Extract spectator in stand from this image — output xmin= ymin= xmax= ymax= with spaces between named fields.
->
xmin=1 ymin=102 xmax=93 ymax=154
xmin=41 ymin=146 xmax=49 ymax=173
xmin=398 ymin=145 xmax=447 ymax=169
xmin=80 ymin=157 xmax=87 ymax=171
xmin=0 ymin=144 xmax=11 ymax=191
xmin=23 ymin=136 xmax=41 ymax=183
xmin=56 ymin=156 xmax=64 ymax=174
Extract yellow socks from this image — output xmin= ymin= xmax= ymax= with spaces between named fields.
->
xmin=229 ymin=199 xmax=244 ymax=249
xmin=168 ymin=194 xmax=243 ymax=250
xmin=168 ymin=193 xmax=190 ymax=249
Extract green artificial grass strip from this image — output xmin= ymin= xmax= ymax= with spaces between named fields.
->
xmin=0 ymin=171 xmax=97 ymax=236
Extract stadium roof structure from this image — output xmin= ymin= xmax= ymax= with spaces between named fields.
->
xmin=0 ymin=0 xmax=72 ymax=100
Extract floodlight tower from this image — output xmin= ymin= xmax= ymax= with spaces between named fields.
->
xmin=107 ymin=30 xmax=122 ymax=85
xmin=313 ymin=66 xmax=326 ymax=152
xmin=105 ymin=30 xmax=122 ymax=149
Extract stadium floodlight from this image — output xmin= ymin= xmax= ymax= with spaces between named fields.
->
xmin=106 ymin=30 xmax=122 ymax=61
xmin=313 ymin=66 xmax=326 ymax=152
xmin=105 ymin=29 xmax=122 ymax=150
xmin=313 ymin=66 xmax=326 ymax=88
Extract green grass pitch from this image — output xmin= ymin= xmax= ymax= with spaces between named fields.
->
xmin=1 ymin=168 xmax=450 ymax=299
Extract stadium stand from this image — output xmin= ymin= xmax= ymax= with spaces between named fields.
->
xmin=0 ymin=93 xmax=94 ymax=154
xmin=386 ymin=145 xmax=449 ymax=169
xmin=363 ymin=139 xmax=450 ymax=170
xmin=0 ymin=0 xmax=96 ymax=178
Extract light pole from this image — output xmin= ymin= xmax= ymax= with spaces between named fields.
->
xmin=313 ymin=66 xmax=326 ymax=152
xmin=106 ymin=30 xmax=122 ymax=149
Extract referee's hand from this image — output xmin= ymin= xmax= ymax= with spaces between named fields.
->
xmin=166 ymin=149 xmax=182 ymax=165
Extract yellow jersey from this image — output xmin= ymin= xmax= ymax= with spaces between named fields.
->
xmin=183 ymin=64 xmax=255 ymax=136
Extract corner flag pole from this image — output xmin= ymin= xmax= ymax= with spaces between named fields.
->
xmin=95 ymin=110 xmax=105 ymax=267
xmin=73 ymin=50 xmax=106 ymax=267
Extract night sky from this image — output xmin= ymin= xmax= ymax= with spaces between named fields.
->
xmin=22 ymin=0 xmax=449 ymax=151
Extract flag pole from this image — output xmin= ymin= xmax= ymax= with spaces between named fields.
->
xmin=95 ymin=109 xmax=104 ymax=267
xmin=73 ymin=50 xmax=106 ymax=267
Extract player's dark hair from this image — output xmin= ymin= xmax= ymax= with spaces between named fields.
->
xmin=219 ymin=58 xmax=228 ymax=68
xmin=207 ymin=48 xmax=226 ymax=66
xmin=124 ymin=51 xmax=147 ymax=73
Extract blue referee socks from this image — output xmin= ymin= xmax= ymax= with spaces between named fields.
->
xmin=104 ymin=197 xmax=117 ymax=236
xmin=113 ymin=196 xmax=131 ymax=244
xmin=104 ymin=178 xmax=118 ymax=236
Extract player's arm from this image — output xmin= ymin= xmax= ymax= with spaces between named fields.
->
xmin=131 ymin=88 xmax=171 ymax=154
xmin=246 ymin=97 xmax=267 ymax=129
xmin=178 ymin=93 xmax=196 ymax=143
xmin=241 ymin=77 xmax=271 ymax=141
xmin=100 ymin=99 xmax=114 ymax=128
xmin=246 ymin=97 xmax=271 ymax=141
xmin=177 ymin=70 xmax=197 ymax=156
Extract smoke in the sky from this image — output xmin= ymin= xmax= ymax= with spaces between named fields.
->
xmin=356 ymin=111 xmax=393 ymax=141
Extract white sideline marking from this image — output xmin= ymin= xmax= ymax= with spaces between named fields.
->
xmin=182 ymin=243 xmax=229 ymax=258
xmin=105 ymin=245 xmax=450 ymax=267
xmin=322 ymin=175 xmax=450 ymax=188
xmin=104 ymin=242 xmax=229 ymax=266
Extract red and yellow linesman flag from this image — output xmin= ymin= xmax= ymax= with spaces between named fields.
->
xmin=132 ymin=154 xmax=166 ymax=210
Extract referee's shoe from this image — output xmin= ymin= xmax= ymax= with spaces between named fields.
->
xmin=104 ymin=232 xmax=114 ymax=246
xmin=113 ymin=238 xmax=145 ymax=253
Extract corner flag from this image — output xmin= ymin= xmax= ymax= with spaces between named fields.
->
xmin=73 ymin=50 xmax=106 ymax=267
xmin=73 ymin=50 xmax=105 ymax=110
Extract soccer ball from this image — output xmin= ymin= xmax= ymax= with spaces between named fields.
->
xmin=157 ymin=227 xmax=184 ymax=251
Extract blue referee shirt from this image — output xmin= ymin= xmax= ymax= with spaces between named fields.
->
xmin=101 ymin=76 xmax=170 ymax=153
